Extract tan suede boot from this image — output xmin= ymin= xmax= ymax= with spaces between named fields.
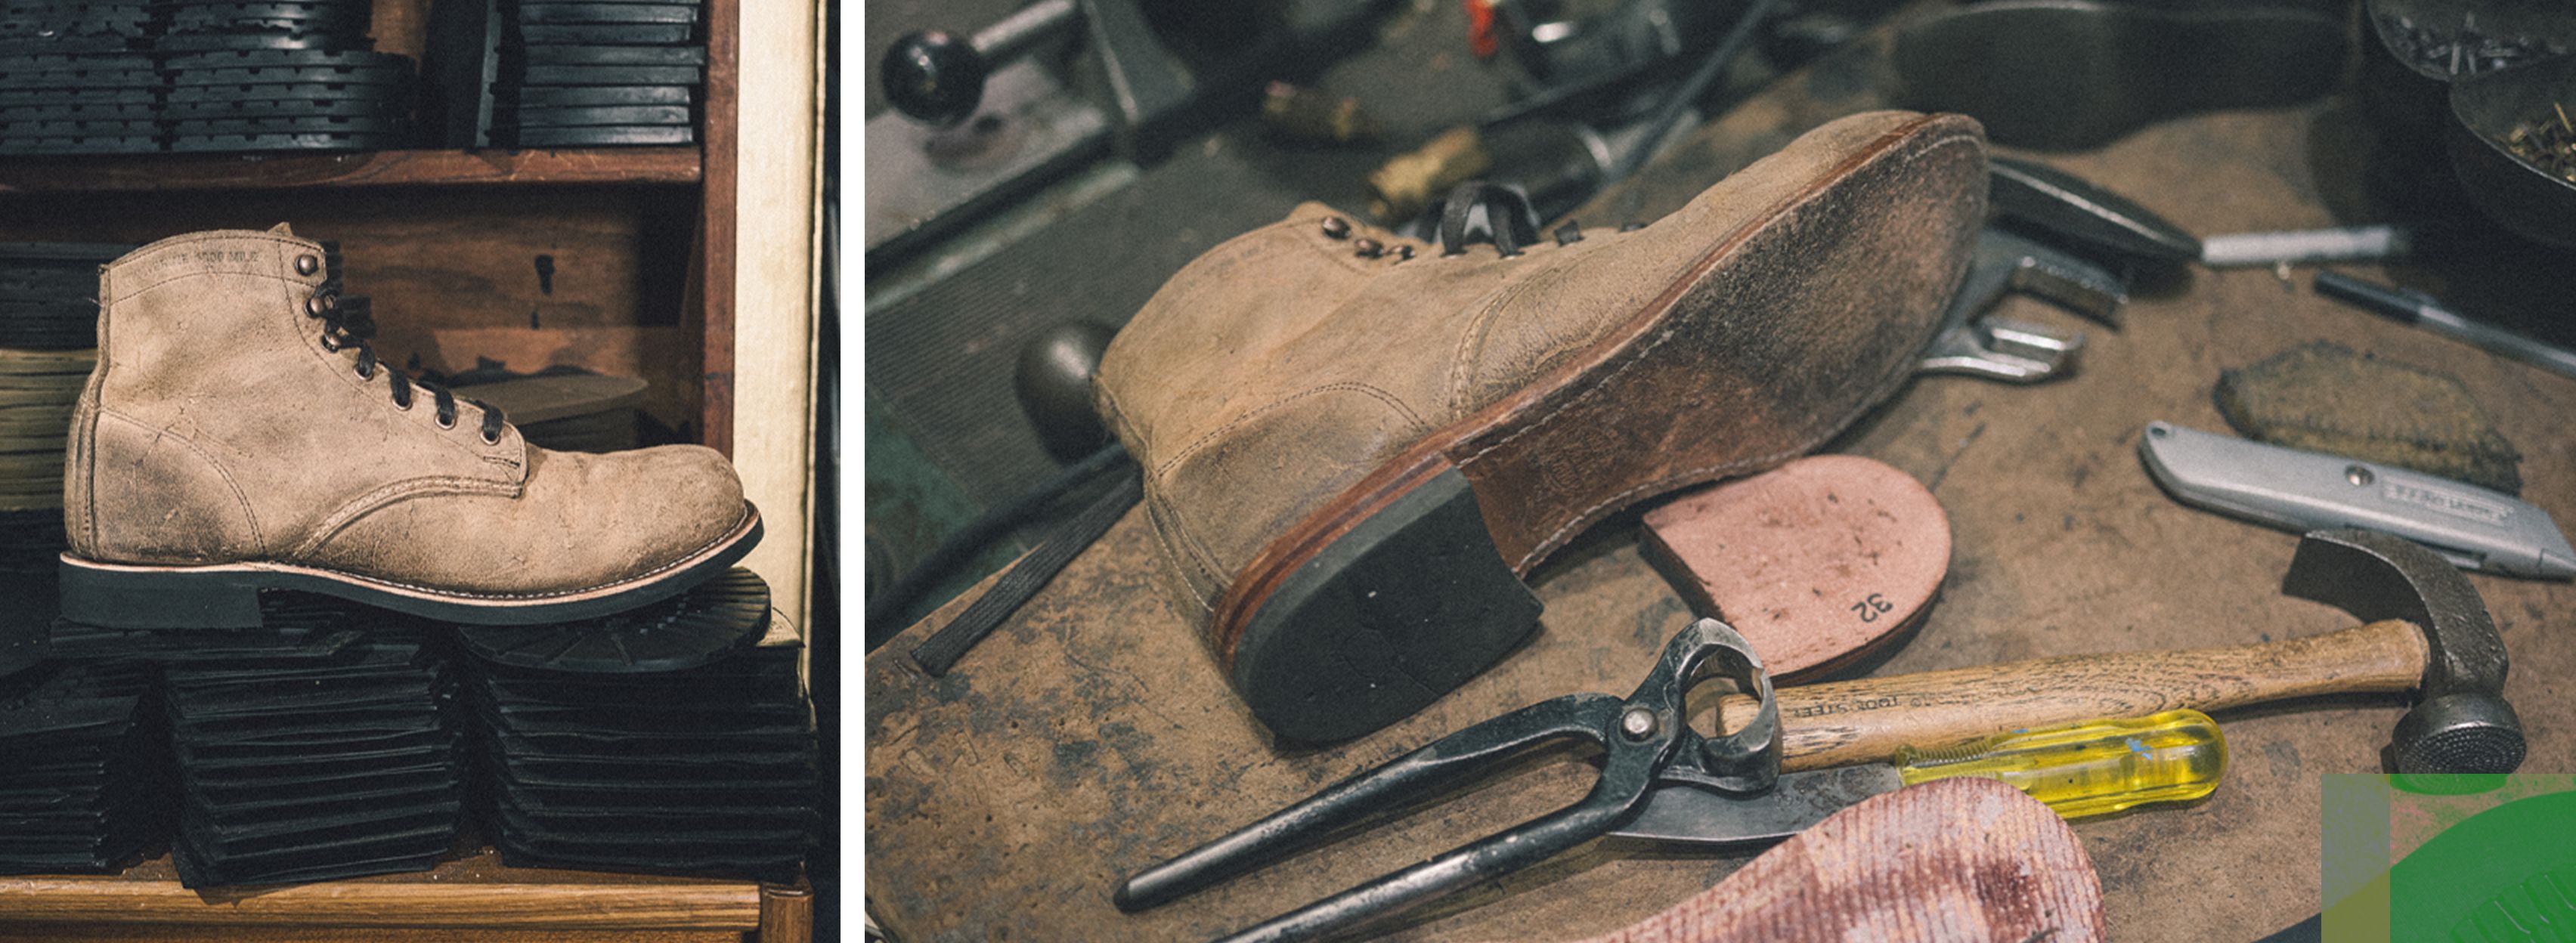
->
xmin=59 ymin=225 xmax=760 ymax=629
xmin=1094 ymin=111 xmax=1987 ymax=742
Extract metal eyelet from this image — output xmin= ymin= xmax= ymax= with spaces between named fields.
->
xmin=435 ymin=412 xmax=456 ymax=430
xmin=318 ymin=333 xmax=339 ymax=352
xmin=395 ymin=394 xmax=413 ymax=411
xmin=1320 ymin=216 xmax=1350 ymax=240
xmin=295 ymin=254 xmax=319 ymax=276
xmin=355 ymin=361 xmax=373 ymax=379
xmin=481 ymin=427 xmax=501 ymax=445
xmin=1352 ymin=237 xmax=1384 ymax=258
xmin=305 ymin=294 xmax=335 ymax=317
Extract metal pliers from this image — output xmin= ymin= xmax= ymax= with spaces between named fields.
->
xmin=1115 ymin=619 xmax=1865 ymax=942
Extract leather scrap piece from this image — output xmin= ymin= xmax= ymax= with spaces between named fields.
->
xmin=1569 ymin=778 xmax=2106 ymax=943
xmin=2215 ymin=341 xmax=2523 ymax=495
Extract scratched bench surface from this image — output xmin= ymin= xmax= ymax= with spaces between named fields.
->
xmin=863 ymin=27 xmax=2576 ymax=943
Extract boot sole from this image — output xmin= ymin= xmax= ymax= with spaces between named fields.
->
xmin=57 ymin=502 xmax=763 ymax=629
xmin=1216 ymin=115 xmax=1982 ymax=744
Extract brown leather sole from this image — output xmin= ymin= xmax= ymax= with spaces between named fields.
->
xmin=57 ymin=502 xmax=763 ymax=629
xmin=1217 ymin=115 xmax=1983 ymax=743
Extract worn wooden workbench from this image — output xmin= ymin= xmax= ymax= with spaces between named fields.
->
xmin=864 ymin=21 xmax=2576 ymax=943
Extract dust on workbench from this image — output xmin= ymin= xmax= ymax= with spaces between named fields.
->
xmin=865 ymin=23 xmax=2576 ymax=943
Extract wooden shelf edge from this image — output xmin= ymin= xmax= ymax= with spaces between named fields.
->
xmin=0 ymin=877 xmax=762 ymax=930
xmin=0 ymin=147 xmax=703 ymax=193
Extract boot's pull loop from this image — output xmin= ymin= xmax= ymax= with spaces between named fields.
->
xmin=1437 ymin=182 xmax=1540 ymax=258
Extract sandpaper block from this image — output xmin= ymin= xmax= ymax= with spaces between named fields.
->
xmin=1568 ymin=778 xmax=2106 ymax=943
xmin=2215 ymin=341 xmax=2522 ymax=495
xmin=1642 ymin=456 xmax=1949 ymax=682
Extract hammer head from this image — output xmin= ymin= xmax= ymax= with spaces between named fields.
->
xmin=2283 ymin=528 xmax=2522 ymax=774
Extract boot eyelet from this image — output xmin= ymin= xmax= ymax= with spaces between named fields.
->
xmin=481 ymin=428 xmax=501 ymax=445
xmin=435 ymin=413 xmax=456 ymax=430
xmin=318 ymin=333 xmax=339 ymax=352
xmin=295 ymin=254 xmax=319 ymax=276
xmin=1320 ymin=217 xmax=1350 ymax=240
xmin=395 ymin=396 xmax=413 ymax=411
xmin=355 ymin=361 xmax=373 ymax=380
xmin=1352 ymin=238 xmax=1383 ymax=258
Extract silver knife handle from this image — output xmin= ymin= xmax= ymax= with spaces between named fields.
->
xmin=2138 ymin=422 xmax=2576 ymax=580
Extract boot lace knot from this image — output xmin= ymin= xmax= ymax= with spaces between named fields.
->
xmin=307 ymin=280 xmax=508 ymax=445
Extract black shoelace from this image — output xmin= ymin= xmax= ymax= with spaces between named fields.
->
xmin=307 ymin=280 xmax=507 ymax=444
xmin=1437 ymin=181 xmax=1543 ymax=257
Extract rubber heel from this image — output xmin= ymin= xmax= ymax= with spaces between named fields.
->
xmin=57 ymin=560 xmax=269 ymax=629
xmin=1231 ymin=467 xmax=1543 ymax=744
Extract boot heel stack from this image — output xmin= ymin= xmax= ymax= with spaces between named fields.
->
xmin=57 ymin=559 xmax=268 ymax=629
xmin=1227 ymin=467 xmax=1541 ymax=744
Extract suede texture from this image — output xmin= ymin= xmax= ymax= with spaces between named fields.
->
xmin=64 ymin=226 xmax=748 ymax=596
xmin=1094 ymin=110 xmax=1987 ymax=631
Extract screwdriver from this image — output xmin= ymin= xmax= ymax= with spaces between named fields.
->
xmin=1893 ymin=710 xmax=2228 ymax=820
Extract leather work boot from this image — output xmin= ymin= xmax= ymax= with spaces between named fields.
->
xmin=58 ymin=225 xmax=761 ymax=629
xmin=1094 ymin=110 xmax=1987 ymax=743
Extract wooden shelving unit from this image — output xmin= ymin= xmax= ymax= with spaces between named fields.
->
xmin=0 ymin=0 xmax=803 ymax=936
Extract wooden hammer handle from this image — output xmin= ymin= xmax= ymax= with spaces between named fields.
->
xmin=1715 ymin=620 xmax=2429 ymax=771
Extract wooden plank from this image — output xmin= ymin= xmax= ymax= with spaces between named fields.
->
xmin=696 ymin=0 xmax=740 ymax=456
xmin=0 ymin=855 xmax=762 ymax=931
xmin=0 ymin=150 xmax=701 ymax=194
xmin=756 ymin=886 xmax=813 ymax=943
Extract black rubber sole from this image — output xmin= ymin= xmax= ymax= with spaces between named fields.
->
xmin=1893 ymin=0 xmax=2345 ymax=150
xmin=1228 ymin=467 xmax=1540 ymax=744
xmin=58 ymin=505 xmax=762 ymax=629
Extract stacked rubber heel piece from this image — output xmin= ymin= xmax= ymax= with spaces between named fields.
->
xmin=1 ymin=566 xmax=813 ymax=886
xmin=0 ymin=0 xmax=417 ymax=153
xmin=428 ymin=0 xmax=704 ymax=147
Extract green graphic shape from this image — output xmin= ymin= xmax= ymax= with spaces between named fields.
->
xmin=2389 ymin=790 xmax=2576 ymax=941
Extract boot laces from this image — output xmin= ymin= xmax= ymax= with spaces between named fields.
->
xmin=1437 ymin=181 xmax=1542 ymax=257
xmin=308 ymin=280 xmax=507 ymax=444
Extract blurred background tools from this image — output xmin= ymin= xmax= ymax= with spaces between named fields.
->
xmin=2140 ymin=422 xmax=2574 ymax=580
xmin=1643 ymin=455 xmax=1950 ymax=682
xmin=1702 ymin=529 xmax=2524 ymax=776
xmin=2314 ymin=270 xmax=2576 ymax=382
xmin=1116 ymin=618 xmax=2218 ymax=941
xmin=1893 ymin=0 xmax=2347 ymax=150
xmin=865 ymin=0 xmax=1395 ymax=265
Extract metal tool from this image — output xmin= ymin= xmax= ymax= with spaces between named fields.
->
xmin=1989 ymin=156 xmax=2201 ymax=264
xmin=1704 ymin=529 xmax=2524 ymax=778
xmin=1116 ymin=619 xmax=2225 ymax=941
xmin=2313 ymin=271 xmax=2576 ymax=382
xmin=1916 ymin=227 xmax=2122 ymax=382
xmin=2200 ymin=224 xmax=2417 ymax=267
xmin=2139 ymin=422 xmax=2575 ymax=580
xmin=1115 ymin=617 xmax=1791 ymax=941
xmin=1615 ymin=709 xmax=2227 ymax=845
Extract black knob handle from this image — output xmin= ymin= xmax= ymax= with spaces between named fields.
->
xmin=882 ymin=29 xmax=989 ymax=126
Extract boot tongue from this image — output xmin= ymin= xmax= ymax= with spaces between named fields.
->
xmin=267 ymin=222 xmax=295 ymax=237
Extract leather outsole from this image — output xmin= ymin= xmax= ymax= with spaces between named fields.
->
xmin=56 ymin=502 xmax=763 ymax=629
xmin=1217 ymin=114 xmax=1984 ymax=743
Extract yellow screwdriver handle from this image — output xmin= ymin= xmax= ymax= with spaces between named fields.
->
xmin=1893 ymin=710 xmax=2227 ymax=820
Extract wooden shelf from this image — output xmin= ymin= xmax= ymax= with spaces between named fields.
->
xmin=0 ymin=148 xmax=702 ymax=195
xmin=0 ymin=849 xmax=809 ymax=942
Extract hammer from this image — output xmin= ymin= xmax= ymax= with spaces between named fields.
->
xmin=1713 ymin=528 xmax=2523 ymax=774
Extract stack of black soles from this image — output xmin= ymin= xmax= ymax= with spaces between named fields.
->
xmin=164 ymin=48 xmax=414 ymax=151
xmin=429 ymin=0 xmax=701 ymax=148
xmin=2 ymin=0 xmax=417 ymax=153
xmin=0 ymin=509 xmax=66 ymax=677
xmin=460 ymin=568 xmax=816 ymax=882
xmin=150 ymin=601 xmax=465 ymax=887
xmin=0 ymin=658 xmax=166 ymax=874
xmin=0 ymin=241 xmax=123 ymax=350
xmin=0 ymin=48 xmax=161 ymax=154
